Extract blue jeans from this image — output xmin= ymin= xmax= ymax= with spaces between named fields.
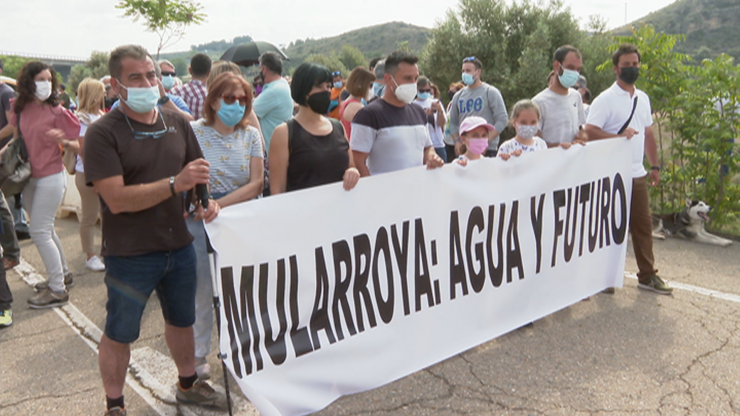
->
xmin=104 ymin=244 xmax=197 ymax=343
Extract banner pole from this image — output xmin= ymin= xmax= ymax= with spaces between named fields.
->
xmin=206 ymin=233 xmax=234 ymax=416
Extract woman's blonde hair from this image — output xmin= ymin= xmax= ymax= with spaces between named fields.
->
xmin=207 ymin=61 xmax=243 ymax=86
xmin=76 ymin=78 xmax=105 ymax=114
xmin=510 ymin=99 xmax=540 ymax=122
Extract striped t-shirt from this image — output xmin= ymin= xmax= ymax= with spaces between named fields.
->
xmin=190 ymin=120 xmax=263 ymax=196
xmin=350 ymin=99 xmax=432 ymax=175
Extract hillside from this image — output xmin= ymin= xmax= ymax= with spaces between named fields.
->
xmin=615 ymin=0 xmax=740 ymax=61
xmin=283 ymin=21 xmax=431 ymax=66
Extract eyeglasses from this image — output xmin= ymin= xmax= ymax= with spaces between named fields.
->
xmin=463 ymin=56 xmax=476 ymax=63
xmin=222 ymin=94 xmax=249 ymax=106
xmin=331 ymin=71 xmax=341 ymax=76
xmin=161 ymin=71 xmax=176 ymax=77
xmin=123 ymin=110 xmax=168 ymax=140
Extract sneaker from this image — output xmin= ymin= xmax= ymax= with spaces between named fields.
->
xmin=28 ymin=288 xmax=69 ymax=309
xmin=86 ymin=255 xmax=106 ymax=272
xmin=35 ymin=273 xmax=74 ymax=292
xmin=176 ymin=379 xmax=227 ymax=410
xmin=195 ymin=356 xmax=212 ymax=380
xmin=2 ymin=258 xmax=19 ymax=270
xmin=638 ymin=275 xmax=673 ymax=295
xmin=104 ymin=407 xmax=126 ymax=416
xmin=0 ymin=309 xmax=11 ymax=327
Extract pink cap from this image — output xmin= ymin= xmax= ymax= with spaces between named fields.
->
xmin=459 ymin=116 xmax=494 ymax=135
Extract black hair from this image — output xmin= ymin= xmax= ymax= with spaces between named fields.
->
xmin=291 ymin=62 xmax=331 ymax=106
xmin=384 ymin=51 xmax=419 ymax=75
xmin=60 ymin=84 xmax=66 ymax=91
xmin=190 ymin=53 xmax=212 ymax=77
xmin=583 ymin=88 xmax=592 ymax=103
xmin=612 ymin=43 xmax=641 ymax=67
xmin=14 ymin=61 xmax=58 ymax=113
xmin=368 ymin=57 xmax=382 ymax=70
xmin=259 ymin=51 xmax=283 ymax=76
xmin=553 ymin=45 xmax=581 ymax=63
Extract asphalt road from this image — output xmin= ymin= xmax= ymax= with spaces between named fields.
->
xmin=1 ymin=215 xmax=738 ymax=416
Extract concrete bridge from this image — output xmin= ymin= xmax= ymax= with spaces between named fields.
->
xmin=0 ymin=51 xmax=87 ymax=82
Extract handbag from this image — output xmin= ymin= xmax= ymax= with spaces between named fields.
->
xmin=617 ymin=96 xmax=639 ymax=135
xmin=0 ymin=111 xmax=32 ymax=196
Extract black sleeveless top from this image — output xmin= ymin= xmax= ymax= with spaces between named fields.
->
xmin=286 ymin=118 xmax=350 ymax=192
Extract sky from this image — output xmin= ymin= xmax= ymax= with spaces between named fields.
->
xmin=0 ymin=0 xmax=678 ymax=59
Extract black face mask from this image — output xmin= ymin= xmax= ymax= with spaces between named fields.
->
xmin=448 ymin=90 xmax=455 ymax=100
xmin=619 ymin=66 xmax=640 ymax=85
xmin=307 ymin=90 xmax=331 ymax=114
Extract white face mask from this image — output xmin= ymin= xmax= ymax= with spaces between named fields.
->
xmin=34 ymin=81 xmax=52 ymax=101
xmin=392 ymin=77 xmax=417 ymax=104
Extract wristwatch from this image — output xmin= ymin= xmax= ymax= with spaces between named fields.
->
xmin=650 ymin=166 xmax=661 ymax=171
xmin=158 ymin=95 xmax=170 ymax=106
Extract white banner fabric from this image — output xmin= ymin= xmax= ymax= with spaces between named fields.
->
xmin=205 ymin=138 xmax=633 ymax=416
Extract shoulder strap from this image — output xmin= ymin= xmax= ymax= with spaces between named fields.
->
xmin=617 ymin=96 xmax=639 ymax=135
xmin=286 ymin=118 xmax=295 ymax=154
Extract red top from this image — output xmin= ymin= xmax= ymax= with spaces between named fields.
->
xmin=339 ymin=97 xmax=361 ymax=141
xmin=10 ymin=101 xmax=80 ymax=178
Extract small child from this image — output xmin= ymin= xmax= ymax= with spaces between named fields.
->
xmin=498 ymin=99 xmax=571 ymax=161
xmin=455 ymin=116 xmax=495 ymax=167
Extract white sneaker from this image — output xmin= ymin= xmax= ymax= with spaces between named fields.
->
xmin=86 ymin=256 xmax=106 ymax=271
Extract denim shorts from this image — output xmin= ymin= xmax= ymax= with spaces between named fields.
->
xmin=104 ymin=244 xmax=197 ymax=343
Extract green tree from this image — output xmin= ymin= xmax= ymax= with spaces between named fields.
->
xmin=0 ymin=55 xmax=35 ymax=79
xmin=67 ymin=51 xmax=111 ymax=96
xmin=171 ymin=56 xmax=188 ymax=77
xmin=338 ymin=45 xmax=366 ymax=71
xmin=420 ymin=0 xmax=583 ymax=107
xmin=116 ymin=0 xmax=206 ymax=59
xmin=304 ymin=54 xmax=347 ymax=75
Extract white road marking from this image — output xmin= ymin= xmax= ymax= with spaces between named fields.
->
xmin=624 ymin=272 xmax=740 ymax=304
xmin=14 ymin=258 xmax=258 ymax=415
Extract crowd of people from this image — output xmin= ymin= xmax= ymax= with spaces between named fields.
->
xmin=0 ymin=40 xmax=673 ymax=415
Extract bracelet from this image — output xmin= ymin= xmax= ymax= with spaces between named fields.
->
xmin=650 ymin=166 xmax=661 ymax=171
xmin=169 ymin=176 xmax=177 ymax=196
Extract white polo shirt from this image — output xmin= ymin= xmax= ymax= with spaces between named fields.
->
xmin=586 ymin=82 xmax=653 ymax=178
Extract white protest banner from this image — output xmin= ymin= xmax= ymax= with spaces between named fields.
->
xmin=205 ymin=138 xmax=633 ymax=416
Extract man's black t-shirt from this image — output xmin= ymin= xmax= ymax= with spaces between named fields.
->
xmin=84 ymin=108 xmax=203 ymax=256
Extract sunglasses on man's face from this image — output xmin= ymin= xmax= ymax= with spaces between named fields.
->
xmin=161 ymin=71 xmax=176 ymax=77
xmin=418 ymin=89 xmax=432 ymax=93
xmin=222 ymin=94 xmax=249 ymax=106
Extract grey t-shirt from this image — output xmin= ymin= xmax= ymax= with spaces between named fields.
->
xmin=448 ymin=82 xmax=508 ymax=150
xmin=532 ymin=88 xmax=585 ymax=145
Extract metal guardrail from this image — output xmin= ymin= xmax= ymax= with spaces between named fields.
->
xmin=0 ymin=50 xmax=87 ymax=63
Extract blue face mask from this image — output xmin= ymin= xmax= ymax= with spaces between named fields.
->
xmin=462 ymin=73 xmax=475 ymax=86
xmin=118 ymin=81 xmax=159 ymax=114
xmin=217 ymin=99 xmax=246 ymax=127
xmin=417 ymin=92 xmax=431 ymax=101
xmin=372 ymin=82 xmax=384 ymax=98
xmin=162 ymin=75 xmax=176 ymax=90
xmin=557 ymin=66 xmax=580 ymax=89
xmin=333 ymin=81 xmax=343 ymax=89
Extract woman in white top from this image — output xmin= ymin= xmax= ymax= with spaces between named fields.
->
xmin=187 ymin=72 xmax=264 ymax=379
xmin=73 ymin=78 xmax=106 ymax=271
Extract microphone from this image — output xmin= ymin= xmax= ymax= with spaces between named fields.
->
xmin=196 ymin=183 xmax=210 ymax=212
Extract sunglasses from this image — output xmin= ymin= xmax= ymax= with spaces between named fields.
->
xmin=463 ymin=56 xmax=476 ymax=63
xmin=331 ymin=71 xmax=341 ymax=76
xmin=418 ymin=89 xmax=432 ymax=93
xmin=161 ymin=71 xmax=176 ymax=77
xmin=222 ymin=94 xmax=249 ymax=106
xmin=123 ymin=111 xmax=168 ymax=140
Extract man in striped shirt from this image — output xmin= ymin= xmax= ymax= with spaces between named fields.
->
xmin=171 ymin=53 xmax=211 ymax=120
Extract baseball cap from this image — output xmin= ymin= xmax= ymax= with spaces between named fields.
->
xmin=460 ymin=116 xmax=494 ymax=135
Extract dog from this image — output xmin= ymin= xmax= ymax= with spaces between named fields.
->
xmin=652 ymin=199 xmax=733 ymax=247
